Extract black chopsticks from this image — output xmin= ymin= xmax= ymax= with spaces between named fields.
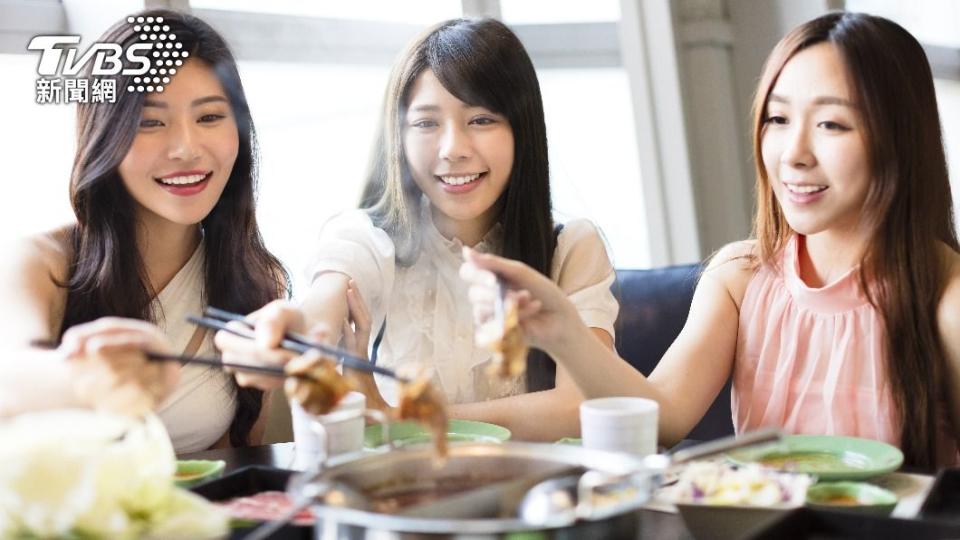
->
xmin=30 ymin=339 xmax=289 ymax=379
xmin=190 ymin=307 xmax=410 ymax=383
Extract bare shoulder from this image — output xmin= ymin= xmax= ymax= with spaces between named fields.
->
xmin=701 ymin=240 xmax=759 ymax=308
xmin=936 ymin=243 xmax=960 ymax=331
xmin=706 ymin=240 xmax=757 ymax=268
xmin=2 ymin=227 xmax=72 ymax=285
xmin=935 ymin=244 xmax=960 ymax=385
xmin=0 ymin=227 xmax=73 ymax=340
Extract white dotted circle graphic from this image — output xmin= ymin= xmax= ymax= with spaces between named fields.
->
xmin=127 ymin=15 xmax=186 ymax=94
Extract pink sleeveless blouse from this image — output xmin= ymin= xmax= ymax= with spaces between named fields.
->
xmin=733 ymin=235 xmax=957 ymax=463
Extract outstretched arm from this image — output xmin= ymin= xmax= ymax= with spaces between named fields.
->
xmin=461 ymin=243 xmax=750 ymax=445
xmin=936 ymin=250 xmax=960 ymax=446
xmin=0 ymin=235 xmax=179 ymax=417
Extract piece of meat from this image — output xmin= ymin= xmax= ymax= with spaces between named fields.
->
xmin=217 ymin=491 xmax=314 ymax=525
xmin=396 ymin=374 xmax=450 ymax=462
xmin=479 ymin=298 xmax=528 ymax=379
xmin=284 ymin=353 xmax=353 ymax=416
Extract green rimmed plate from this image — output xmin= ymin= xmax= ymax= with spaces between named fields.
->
xmin=806 ymin=481 xmax=898 ymax=515
xmin=364 ymin=419 xmax=511 ymax=448
xmin=726 ymin=435 xmax=903 ymax=481
xmin=174 ymin=459 xmax=225 ymax=488
xmin=554 ymin=437 xmax=582 ymax=446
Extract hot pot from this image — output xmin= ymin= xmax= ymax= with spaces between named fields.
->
xmin=300 ymin=442 xmax=668 ymax=540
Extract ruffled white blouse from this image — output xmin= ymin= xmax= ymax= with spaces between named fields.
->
xmin=304 ymin=208 xmax=619 ymax=405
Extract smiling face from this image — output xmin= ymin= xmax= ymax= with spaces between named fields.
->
xmin=761 ymin=42 xmax=871 ymax=238
xmin=118 ymin=59 xmax=239 ymax=229
xmin=402 ymin=69 xmax=514 ymax=237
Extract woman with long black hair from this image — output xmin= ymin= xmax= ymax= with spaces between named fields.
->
xmin=0 ymin=9 xmax=287 ymax=452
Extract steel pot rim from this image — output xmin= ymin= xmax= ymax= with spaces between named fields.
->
xmin=306 ymin=441 xmax=661 ymax=534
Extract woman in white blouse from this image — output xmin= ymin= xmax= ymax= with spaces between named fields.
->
xmin=0 ymin=11 xmax=287 ymax=452
xmin=216 ymin=18 xmax=618 ymax=441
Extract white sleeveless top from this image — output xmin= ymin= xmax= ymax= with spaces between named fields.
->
xmin=153 ymin=243 xmax=236 ymax=453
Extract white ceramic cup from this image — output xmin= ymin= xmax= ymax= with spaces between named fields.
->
xmin=580 ymin=397 xmax=659 ymax=456
xmin=291 ymin=391 xmax=366 ymax=470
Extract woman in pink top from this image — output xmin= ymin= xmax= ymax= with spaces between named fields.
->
xmin=462 ymin=12 xmax=960 ymax=470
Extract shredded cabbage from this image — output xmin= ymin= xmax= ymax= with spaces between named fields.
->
xmin=670 ymin=461 xmax=811 ymax=507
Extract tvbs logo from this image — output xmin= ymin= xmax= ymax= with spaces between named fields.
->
xmin=28 ymin=35 xmax=152 ymax=76
xmin=28 ymin=15 xmax=185 ymax=104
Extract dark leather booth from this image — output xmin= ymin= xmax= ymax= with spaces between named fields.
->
xmin=613 ymin=264 xmax=734 ymax=441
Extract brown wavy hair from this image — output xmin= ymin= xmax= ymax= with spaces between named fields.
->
xmin=751 ymin=12 xmax=957 ymax=469
xmin=60 ymin=9 xmax=289 ymax=447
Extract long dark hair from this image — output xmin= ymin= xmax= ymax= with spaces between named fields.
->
xmin=360 ymin=18 xmax=557 ymax=391
xmin=60 ymin=9 xmax=289 ymax=446
xmin=751 ymin=12 xmax=956 ymax=469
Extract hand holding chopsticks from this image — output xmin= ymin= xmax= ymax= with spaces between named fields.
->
xmin=194 ymin=306 xmax=410 ymax=383
xmin=31 ymin=338 xmax=293 ymax=380
xmin=31 ymin=318 xmax=182 ymax=415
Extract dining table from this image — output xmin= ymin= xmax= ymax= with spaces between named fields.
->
xmin=181 ymin=438 xmax=950 ymax=540
xmin=181 ymin=442 xmax=697 ymax=540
